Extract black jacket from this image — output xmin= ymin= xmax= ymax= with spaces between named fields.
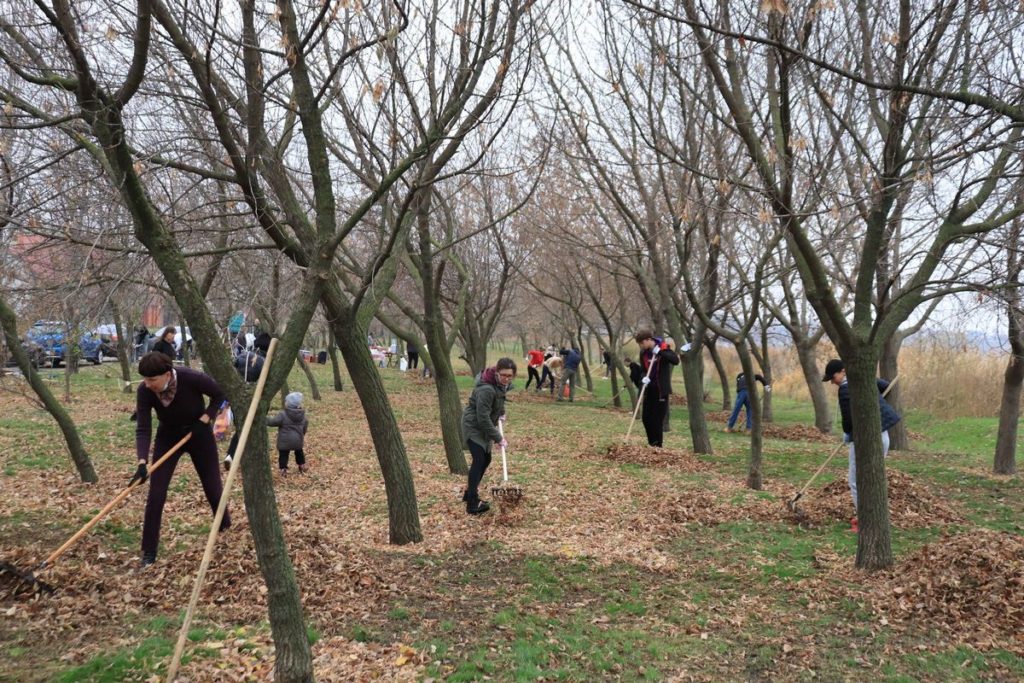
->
xmin=838 ymin=378 xmax=901 ymax=440
xmin=152 ymin=338 xmax=176 ymax=358
xmin=639 ymin=343 xmax=679 ymax=400
xmin=735 ymin=373 xmax=766 ymax=394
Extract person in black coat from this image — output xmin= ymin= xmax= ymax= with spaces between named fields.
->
xmin=633 ymin=330 xmax=680 ymax=447
xmin=151 ymin=326 xmax=177 ymax=359
xmin=822 ymin=358 xmax=901 ymax=532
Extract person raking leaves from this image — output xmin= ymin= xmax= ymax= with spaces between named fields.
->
xmin=460 ymin=357 xmax=516 ymax=515
xmin=130 ymin=352 xmax=231 ymax=566
xmin=822 ymin=358 xmax=901 ymax=533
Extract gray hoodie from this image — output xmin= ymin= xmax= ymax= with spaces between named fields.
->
xmin=267 ymin=406 xmax=308 ymax=451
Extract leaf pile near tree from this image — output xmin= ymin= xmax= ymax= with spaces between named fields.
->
xmin=760 ymin=423 xmax=834 ymax=443
xmin=873 ymin=529 xmax=1024 ymax=653
xmin=799 ymin=470 xmax=964 ymax=528
xmin=595 ymin=443 xmax=711 ymax=469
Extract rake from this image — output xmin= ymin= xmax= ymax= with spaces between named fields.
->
xmin=490 ymin=419 xmax=523 ymax=505
xmin=0 ymin=431 xmax=193 ymax=594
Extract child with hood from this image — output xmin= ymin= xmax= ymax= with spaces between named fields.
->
xmin=268 ymin=392 xmax=309 ymax=474
xmin=460 ymin=357 xmax=516 ymax=514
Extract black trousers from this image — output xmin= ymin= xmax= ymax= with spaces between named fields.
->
xmin=465 ymin=440 xmax=493 ymax=504
xmin=539 ymin=366 xmax=555 ymax=393
xmin=642 ymin=395 xmax=669 ymax=447
xmin=408 ymin=351 xmax=419 ymax=369
xmin=279 ymin=449 xmax=306 ymax=469
xmin=525 ymin=365 xmax=541 ymax=389
xmin=143 ymin=426 xmax=229 ymax=556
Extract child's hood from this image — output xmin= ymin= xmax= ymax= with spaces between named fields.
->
xmin=283 ymin=406 xmax=305 ymax=422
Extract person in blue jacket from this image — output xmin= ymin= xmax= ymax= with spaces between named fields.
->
xmin=557 ymin=347 xmax=582 ymax=402
xmin=822 ymin=358 xmax=901 ymax=533
xmin=725 ymin=371 xmax=770 ymax=432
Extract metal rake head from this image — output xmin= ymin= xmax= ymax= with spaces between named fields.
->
xmin=491 ymin=483 xmax=524 ymax=506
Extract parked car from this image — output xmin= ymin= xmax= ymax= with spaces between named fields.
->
xmin=22 ymin=321 xmax=105 ymax=367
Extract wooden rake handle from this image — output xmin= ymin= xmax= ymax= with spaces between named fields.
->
xmin=41 ymin=431 xmax=193 ymax=568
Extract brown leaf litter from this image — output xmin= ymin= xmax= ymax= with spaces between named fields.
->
xmin=794 ymin=469 xmax=964 ymax=528
xmin=872 ymin=529 xmax=1024 ymax=654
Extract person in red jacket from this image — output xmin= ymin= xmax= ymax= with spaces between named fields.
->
xmin=524 ymin=349 xmax=544 ymax=391
xmin=130 ymin=352 xmax=231 ymax=566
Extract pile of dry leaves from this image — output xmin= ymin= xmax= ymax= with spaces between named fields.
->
xmin=873 ymin=529 xmax=1024 ymax=653
xmin=594 ymin=443 xmax=711 ymax=470
xmin=795 ymin=469 xmax=963 ymax=528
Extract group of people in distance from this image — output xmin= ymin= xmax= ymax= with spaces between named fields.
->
xmin=465 ymin=334 xmax=901 ymax=532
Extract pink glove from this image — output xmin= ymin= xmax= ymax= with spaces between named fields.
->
xmin=498 ymin=414 xmax=506 ymax=423
xmin=499 ymin=438 xmax=509 ymax=450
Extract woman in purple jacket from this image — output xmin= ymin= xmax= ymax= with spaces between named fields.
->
xmin=130 ymin=352 xmax=231 ymax=566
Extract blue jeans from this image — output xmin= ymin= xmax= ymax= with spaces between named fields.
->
xmin=727 ymin=389 xmax=750 ymax=429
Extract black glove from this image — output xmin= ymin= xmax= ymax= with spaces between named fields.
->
xmin=130 ymin=462 xmax=148 ymax=486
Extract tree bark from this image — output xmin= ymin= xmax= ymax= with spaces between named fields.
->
xmin=296 ymin=352 xmax=321 ymax=401
xmin=0 ymin=295 xmax=97 ymax=483
xmin=847 ymin=354 xmax=894 ymax=570
xmin=706 ymin=338 xmax=731 ymax=411
xmin=737 ymin=342 xmax=763 ymax=490
xmin=995 ymin=282 xmax=1023 ymax=474
xmin=681 ymin=348 xmax=712 ymax=454
xmin=330 ymin=313 xmax=423 ymax=543
xmin=238 ymin=423 xmax=313 ymax=682
xmin=795 ymin=340 xmax=833 ymax=433
xmin=327 ymin=327 xmax=344 ymax=391
xmin=111 ymin=303 xmax=134 ymax=393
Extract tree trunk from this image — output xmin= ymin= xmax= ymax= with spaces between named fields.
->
xmin=878 ymin=335 xmax=908 ymax=450
xmin=994 ymin=302 xmax=1022 ymax=475
xmin=328 ymin=327 xmax=344 ymax=391
xmin=737 ymin=342 xmax=763 ymax=490
xmin=706 ymin=339 xmax=731 ymax=410
xmin=847 ymin=353 xmax=894 ymax=570
xmin=0 ymin=296 xmax=97 ymax=483
xmin=433 ymin=359 xmax=469 ymax=475
xmin=296 ymin=353 xmax=322 ymax=401
xmin=795 ymin=340 xmax=832 ymax=433
xmin=332 ymin=317 xmax=423 ymax=544
xmin=681 ymin=348 xmax=712 ymax=454
xmin=238 ymin=422 xmax=313 ymax=682
xmin=111 ymin=302 xmax=133 ymax=392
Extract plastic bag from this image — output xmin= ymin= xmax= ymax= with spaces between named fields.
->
xmin=214 ymin=404 xmax=233 ymax=441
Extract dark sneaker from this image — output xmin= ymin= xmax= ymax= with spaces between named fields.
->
xmin=467 ymin=501 xmax=491 ymax=515
xmin=223 ymin=455 xmax=233 ymax=472
xmin=298 ymin=464 xmax=308 ymax=474
xmin=141 ymin=552 xmax=156 ymax=567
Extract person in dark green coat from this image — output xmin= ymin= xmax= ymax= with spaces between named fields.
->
xmin=461 ymin=357 xmax=517 ymax=514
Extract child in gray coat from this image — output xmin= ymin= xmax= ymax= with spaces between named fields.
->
xmin=268 ymin=392 xmax=309 ymax=474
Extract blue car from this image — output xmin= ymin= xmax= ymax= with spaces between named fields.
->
xmin=23 ymin=321 xmax=104 ymax=367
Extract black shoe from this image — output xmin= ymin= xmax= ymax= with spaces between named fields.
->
xmin=141 ymin=551 xmax=156 ymax=567
xmin=466 ymin=500 xmax=490 ymax=515
xmin=223 ymin=455 xmax=233 ymax=472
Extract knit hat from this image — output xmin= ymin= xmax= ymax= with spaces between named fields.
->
xmin=285 ymin=392 xmax=304 ymax=409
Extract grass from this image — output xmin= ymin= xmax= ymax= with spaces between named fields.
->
xmin=2 ymin=354 xmax=1022 ymax=681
